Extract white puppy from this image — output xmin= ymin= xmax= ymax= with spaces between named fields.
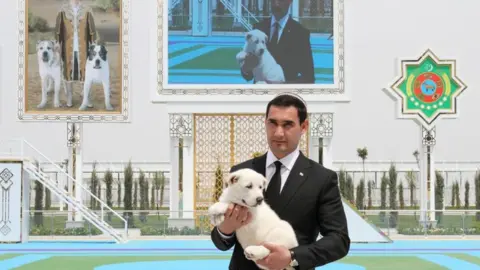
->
xmin=36 ymin=40 xmax=64 ymax=108
xmin=79 ymin=43 xmax=113 ymax=111
xmin=208 ymin=168 xmax=298 ymax=270
xmin=236 ymin=29 xmax=285 ymax=84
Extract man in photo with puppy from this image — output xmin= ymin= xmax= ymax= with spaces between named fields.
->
xmin=241 ymin=0 xmax=315 ymax=84
xmin=210 ymin=93 xmax=350 ymax=269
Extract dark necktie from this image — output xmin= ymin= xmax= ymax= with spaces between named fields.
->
xmin=266 ymin=160 xmax=282 ymax=207
xmin=270 ymin=22 xmax=280 ymax=46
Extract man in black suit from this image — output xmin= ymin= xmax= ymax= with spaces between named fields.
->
xmin=210 ymin=93 xmax=350 ymax=270
xmin=241 ymin=0 xmax=315 ymax=84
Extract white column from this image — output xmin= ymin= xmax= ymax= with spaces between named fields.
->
xmin=67 ymin=149 xmax=74 ymax=222
xmin=291 ymin=0 xmax=299 ymax=21
xmin=169 ymin=137 xmax=179 ymax=218
xmin=59 ymin=163 xmax=65 ymax=211
xmin=418 ymin=126 xmax=427 ymax=223
xmin=182 ymin=137 xmax=194 ymax=219
xmin=322 ymin=137 xmax=333 ymax=169
xmin=429 ymin=146 xmax=436 ymax=222
xmin=236 ymin=0 xmax=242 ymax=23
xmin=189 ymin=0 xmax=193 ymax=23
xmin=308 ymin=136 xmax=319 ymax=163
xmin=22 ymin=170 xmax=31 ymax=243
xmin=74 ymin=123 xmax=83 ymax=222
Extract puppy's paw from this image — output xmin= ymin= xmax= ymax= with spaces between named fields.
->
xmin=105 ymin=104 xmax=114 ymax=111
xmin=210 ymin=214 xmax=224 ymax=226
xmin=208 ymin=202 xmax=229 ymax=216
xmin=244 ymin=245 xmax=270 ymax=261
xmin=37 ymin=102 xmax=47 ymax=109
xmin=256 ymin=81 xmax=267 ymax=84
xmin=79 ymin=104 xmax=88 ymax=111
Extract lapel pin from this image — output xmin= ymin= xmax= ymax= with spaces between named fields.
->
xmin=299 ymin=172 xmax=304 ymax=176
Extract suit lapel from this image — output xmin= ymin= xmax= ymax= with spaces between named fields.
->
xmin=252 ymin=153 xmax=267 ymax=177
xmin=278 ymin=17 xmax=293 ymax=47
xmin=276 ymin=152 xmax=311 ymax=214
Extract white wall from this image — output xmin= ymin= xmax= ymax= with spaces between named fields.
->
xmin=1 ymin=0 xmax=479 ymax=170
xmin=332 ymin=0 xmax=480 ymax=166
xmin=0 ymin=0 xmax=171 ymax=165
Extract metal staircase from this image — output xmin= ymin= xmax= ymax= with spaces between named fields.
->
xmin=1 ymin=139 xmax=128 ymax=244
xmin=220 ymin=0 xmax=259 ymax=31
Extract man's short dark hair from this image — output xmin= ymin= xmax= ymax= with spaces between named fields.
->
xmin=266 ymin=94 xmax=308 ymax=124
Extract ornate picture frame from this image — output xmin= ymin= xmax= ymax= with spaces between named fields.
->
xmin=17 ymin=0 xmax=130 ymax=122
xmin=156 ymin=0 xmax=345 ymax=102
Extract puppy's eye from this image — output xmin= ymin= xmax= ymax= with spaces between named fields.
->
xmin=246 ymin=184 xmax=253 ymax=189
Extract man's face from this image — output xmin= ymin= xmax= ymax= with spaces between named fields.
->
xmin=271 ymin=0 xmax=292 ymax=19
xmin=265 ymin=105 xmax=308 ymax=159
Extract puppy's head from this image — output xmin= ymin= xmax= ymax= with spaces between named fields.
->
xmin=88 ymin=43 xmax=108 ymax=69
xmin=244 ymin=29 xmax=268 ymax=57
xmin=36 ymin=40 xmax=55 ymax=63
xmin=224 ymin=168 xmax=267 ymax=208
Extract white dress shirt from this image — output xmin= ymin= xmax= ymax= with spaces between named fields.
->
xmin=270 ymin=13 xmax=290 ymax=43
xmin=217 ymin=147 xmax=300 ymax=239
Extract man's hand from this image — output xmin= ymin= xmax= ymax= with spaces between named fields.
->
xmin=241 ymin=53 xmax=259 ymax=73
xmin=218 ymin=204 xmax=252 ymax=235
xmin=256 ymin=242 xmax=292 ymax=270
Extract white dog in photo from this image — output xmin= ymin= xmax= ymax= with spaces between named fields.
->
xmin=236 ymin=29 xmax=285 ymax=84
xmin=208 ymin=168 xmax=298 ymax=270
xmin=79 ymin=43 xmax=113 ymax=111
xmin=36 ymin=40 xmax=64 ymax=109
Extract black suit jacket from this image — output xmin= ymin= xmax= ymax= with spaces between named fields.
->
xmin=210 ymin=152 xmax=350 ymax=270
xmin=242 ymin=17 xmax=315 ymax=84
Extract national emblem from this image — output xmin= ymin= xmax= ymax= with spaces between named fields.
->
xmin=384 ymin=49 xmax=467 ymax=130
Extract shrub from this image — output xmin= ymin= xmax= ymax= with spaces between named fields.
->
xmin=123 ymin=160 xmax=134 ymax=226
xmin=465 ymin=181 xmax=470 ymax=209
xmin=355 ymin=179 xmax=365 ymax=210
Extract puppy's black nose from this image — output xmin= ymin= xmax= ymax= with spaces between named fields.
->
xmin=256 ymin=197 xmax=264 ymax=204
xmin=43 ymin=51 xmax=48 ymax=57
xmin=95 ymin=59 xmax=100 ymax=65
xmin=259 ymin=48 xmax=265 ymax=55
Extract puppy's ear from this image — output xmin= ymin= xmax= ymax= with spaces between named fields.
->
xmin=229 ymin=174 xmax=239 ymax=185
xmin=100 ymin=45 xmax=108 ymax=54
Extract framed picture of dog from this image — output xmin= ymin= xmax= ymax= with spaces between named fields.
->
xmin=157 ymin=0 xmax=345 ymax=100
xmin=18 ymin=0 xmax=130 ymax=122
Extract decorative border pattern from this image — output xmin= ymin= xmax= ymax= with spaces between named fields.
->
xmin=0 ymin=168 xmax=14 ymax=236
xmin=17 ymin=0 xmax=130 ymax=122
xmin=169 ymin=113 xmax=193 ymax=138
xmin=309 ymin=113 xmax=333 ymax=138
xmin=422 ymin=126 xmax=436 ymax=146
xmin=157 ymin=0 xmax=345 ymax=96
xmin=66 ymin=122 xmax=82 ymax=148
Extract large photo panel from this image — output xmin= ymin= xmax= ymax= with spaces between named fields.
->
xmin=18 ymin=0 xmax=130 ymax=122
xmin=158 ymin=0 xmax=344 ymax=96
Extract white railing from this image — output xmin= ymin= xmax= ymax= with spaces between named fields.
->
xmin=0 ymin=138 xmax=128 ymax=242
xmin=220 ymin=0 xmax=252 ymax=30
xmin=23 ymin=209 xmax=480 ymax=239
